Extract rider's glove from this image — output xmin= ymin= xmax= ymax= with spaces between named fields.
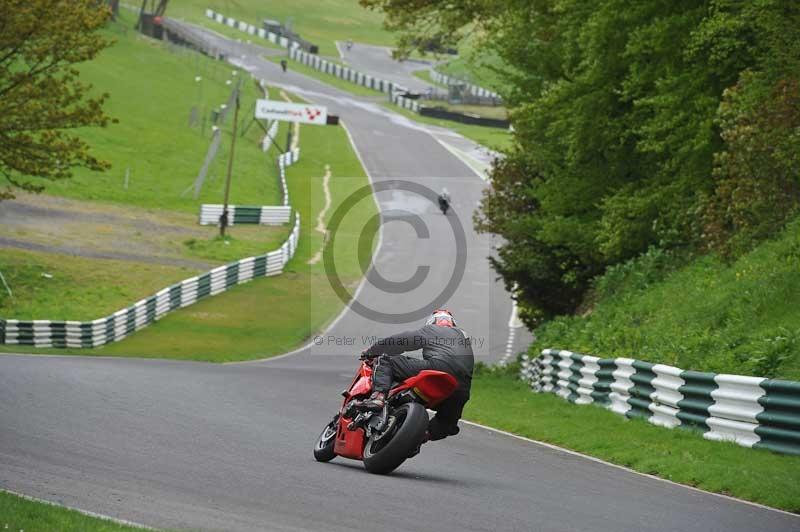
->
xmin=360 ymin=348 xmax=378 ymax=360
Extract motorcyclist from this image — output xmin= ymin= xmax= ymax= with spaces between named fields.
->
xmin=358 ymin=309 xmax=474 ymax=441
xmin=437 ymin=188 xmax=450 ymax=214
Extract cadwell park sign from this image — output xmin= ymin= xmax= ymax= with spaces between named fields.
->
xmin=255 ymin=99 xmax=328 ymax=125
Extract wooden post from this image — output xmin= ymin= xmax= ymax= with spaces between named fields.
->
xmin=220 ymin=92 xmax=240 ymax=238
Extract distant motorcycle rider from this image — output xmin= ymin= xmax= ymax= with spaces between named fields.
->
xmin=359 ymin=309 xmax=474 ymax=441
xmin=437 ymin=188 xmax=450 ymax=215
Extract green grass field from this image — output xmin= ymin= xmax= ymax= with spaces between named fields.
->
xmin=0 ymin=249 xmax=195 ymax=321
xmin=531 ymin=218 xmax=800 ymax=380
xmin=465 ymin=370 xmax=800 ymax=512
xmin=43 ymin=11 xmax=282 ymax=213
xmin=0 ymin=491 xmax=151 ymax=532
xmin=168 ymin=0 xmax=393 ymax=57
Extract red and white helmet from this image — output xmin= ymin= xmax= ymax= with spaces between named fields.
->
xmin=426 ymin=308 xmax=456 ymax=328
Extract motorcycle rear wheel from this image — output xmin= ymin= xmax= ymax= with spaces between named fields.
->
xmin=313 ymin=416 xmax=338 ymax=462
xmin=363 ymin=403 xmax=428 ymax=475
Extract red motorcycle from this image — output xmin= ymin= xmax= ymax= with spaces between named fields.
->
xmin=313 ymin=355 xmax=458 ymax=474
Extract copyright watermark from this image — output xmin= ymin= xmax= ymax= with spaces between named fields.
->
xmin=312 ymin=334 xmax=486 ymax=350
xmin=322 ymin=179 xmax=468 ymax=324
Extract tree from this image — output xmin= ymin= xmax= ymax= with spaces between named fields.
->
xmin=365 ymin=0 xmax=800 ymax=326
xmin=0 ymin=0 xmax=114 ymax=199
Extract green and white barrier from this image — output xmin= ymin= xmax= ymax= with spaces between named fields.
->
xmin=288 ymin=46 xmax=403 ymax=96
xmin=521 ymin=349 xmax=800 ymax=455
xmin=391 ymin=92 xmax=420 ymax=113
xmin=199 ymin=205 xmax=291 ymax=225
xmin=206 ymin=9 xmax=300 ymax=50
xmin=278 ymin=147 xmax=300 ymax=206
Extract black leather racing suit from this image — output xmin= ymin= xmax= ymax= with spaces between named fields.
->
xmin=363 ymin=325 xmax=475 ymax=440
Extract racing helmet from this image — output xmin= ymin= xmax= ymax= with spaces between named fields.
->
xmin=426 ymin=308 xmax=456 ymax=328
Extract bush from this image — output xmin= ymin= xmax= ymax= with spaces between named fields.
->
xmin=530 ymin=218 xmax=800 ymax=379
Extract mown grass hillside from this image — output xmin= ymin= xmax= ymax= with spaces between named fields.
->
xmin=530 ymin=217 xmax=800 ymax=380
xmin=169 ymin=0 xmax=392 ymax=56
xmin=45 ymin=11 xmax=282 ymax=212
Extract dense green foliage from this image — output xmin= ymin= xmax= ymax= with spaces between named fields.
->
xmin=0 ymin=0 xmax=113 ymax=199
xmin=532 ymin=219 xmax=800 ymax=379
xmin=365 ymin=0 xmax=800 ymax=326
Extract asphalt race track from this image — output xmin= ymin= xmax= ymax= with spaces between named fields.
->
xmin=1 ymin=23 xmax=798 ymax=532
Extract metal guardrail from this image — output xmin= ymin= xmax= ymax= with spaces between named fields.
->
xmin=206 ymin=9 xmax=302 ymax=51
xmin=391 ymin=92 xmax=420 ymax=112
xmin=521 ymin=349 xmax=800 ymax=455
xmin=199 ymin=205 xmax=291 ymax=226
xmin=288 ymin=46 xmax=405 ymax=96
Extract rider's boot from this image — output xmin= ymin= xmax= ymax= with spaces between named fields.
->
xmin=358 ymin=391 xmax=385 ymax=411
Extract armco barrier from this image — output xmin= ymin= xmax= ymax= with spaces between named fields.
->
xmin=288 ymin=46 xmax=402 ymax=97
xmin=0 ymin=215 xmax=299 ymax=348
xmin=199 ymin=205 xmax=291 ymax=226
xmin=278 ymin=147 xmax=300 ymax=206
xmin=205 ymin=9 xmax=315 ymax=52
xmin=521 ymin=349 xmax=800 ymax=455
xmin=391 ymin=92 xmax=419 ymax=113
xmin=418 ymin=106 xmax=509 ymax=129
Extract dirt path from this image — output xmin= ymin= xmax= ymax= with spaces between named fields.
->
xmin=307 ymin=164 xmax=332 ymax=265
xmin=1 ymin=193 xmax=220 ymax=268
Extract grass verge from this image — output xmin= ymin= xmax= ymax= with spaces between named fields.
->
xmin=465 ymin=371 xmax=800 ymax=512
xmin=386 ymin=103 xmax=511 ymax=152
xmin=423 ymin=102 xmax=507 ymax=120
xmin=0 ymin=491 xmax=152 ymax=532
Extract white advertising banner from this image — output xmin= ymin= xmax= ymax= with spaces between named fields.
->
xmin=255 ymin=99 xmax=328 ymax=125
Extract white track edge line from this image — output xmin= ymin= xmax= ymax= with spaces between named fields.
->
xmin=458 ymin=420 xmax=800 ymax=518
xmin=1 ymin=489 xmax=156 ymax=530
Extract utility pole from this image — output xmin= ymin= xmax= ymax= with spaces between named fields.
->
xmin=220 ymin=91 xmax=240 ymax=238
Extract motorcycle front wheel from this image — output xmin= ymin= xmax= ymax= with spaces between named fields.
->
xmin=363 ymin=402 xmax=428 ymax=475
xmin=313 ymin=416 xmax=338 ymax=462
